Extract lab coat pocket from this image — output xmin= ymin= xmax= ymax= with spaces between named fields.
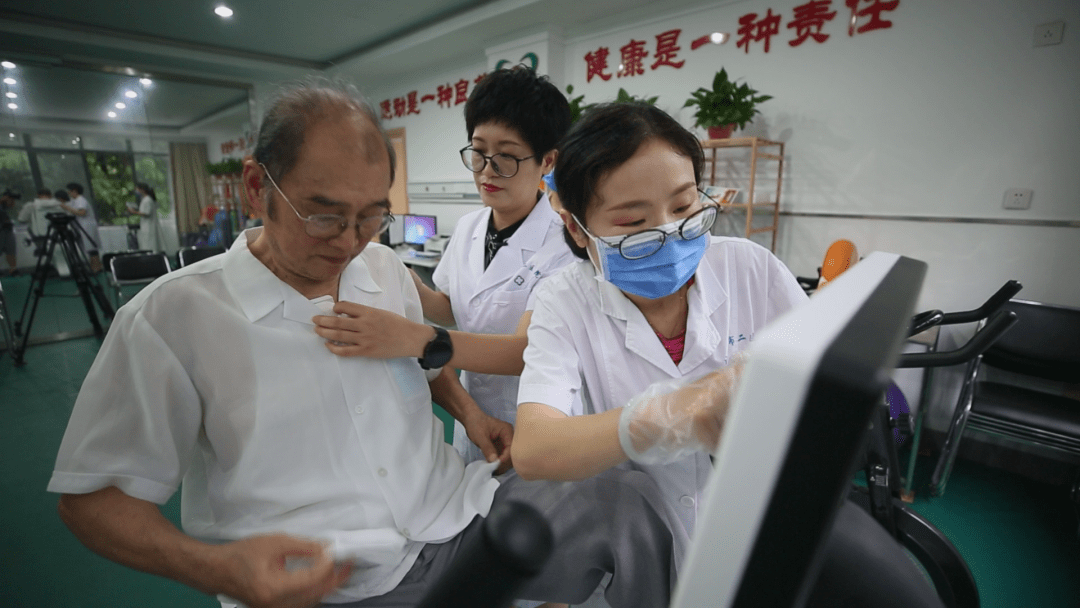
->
xmin=489 ymin=288 xmax=530 ymax=308
xmin=384 ymin=358 xmax=429 ymax=414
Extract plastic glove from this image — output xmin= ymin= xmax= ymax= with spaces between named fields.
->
xmin=618 ymin=353 xmax=748 ymax=465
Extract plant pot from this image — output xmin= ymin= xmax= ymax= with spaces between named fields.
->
xmin=707 ymin=124 xmax=736 ymax=139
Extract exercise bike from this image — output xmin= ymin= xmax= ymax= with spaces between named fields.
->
xmin=849 ymin=280 xmax=1023 ymax=608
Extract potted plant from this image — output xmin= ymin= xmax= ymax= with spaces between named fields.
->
xmin=683 ymin=68 xmax=772 ymax=139
xmin=565 ymin=85 xmax=660 ymax=124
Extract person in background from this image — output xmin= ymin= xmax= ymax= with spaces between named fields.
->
xmin=61 ymin=183 xmax=102 ymax=272
xmin=511 ymin=103 xmax=809 ymax=543
xmin=131 ymin=182 xmax=164 ymax=252
xmin=18 ymin=188 xmax=65 ymax=240
xmin=0 ymin=189 xmax=19 ymax=275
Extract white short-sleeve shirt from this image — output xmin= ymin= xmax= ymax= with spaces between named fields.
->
xmin=69 ymin=194 xmax=100 ymax=249
xmin=432 ymin=195 xmax=576 ymax=461
xmin=517 ymin=236 xmax=808 ymax=537
xmin=48 ymin=228 xmax=500 ymax=603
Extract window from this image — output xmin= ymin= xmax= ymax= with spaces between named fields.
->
xmin=0 ymin=148 xmax=35 ymax=201
xmin=37 ymin=151 xmax=89 ymax=196
xmin=134 ymin=154 xmax=171 ymax=219
xmin=85 ymin=151 xmax=137 ymax=226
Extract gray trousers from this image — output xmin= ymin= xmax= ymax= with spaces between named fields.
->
xmin=329 ymin=467 xmax=689 ymax=608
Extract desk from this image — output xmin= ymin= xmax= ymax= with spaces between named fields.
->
xmin=396 ymin=248 xmax=441 ymax=288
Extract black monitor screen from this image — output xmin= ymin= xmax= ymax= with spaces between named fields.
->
xmin=404 ymin=214 xmax=437 ymax=245
xmin=672 ymin=251 xmax=927 ymax=608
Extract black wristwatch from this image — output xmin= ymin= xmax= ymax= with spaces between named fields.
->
xmin=418 ymin=326 xmax=453 ymax=370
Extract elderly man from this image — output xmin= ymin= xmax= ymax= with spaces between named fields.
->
xmin=18 ymin=188 xmax=66 ymax=238
xmin=48 ymin=81 xmax=683 ymax=608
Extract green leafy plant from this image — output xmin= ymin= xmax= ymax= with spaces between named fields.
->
xmin=683 ymin=68 xmax=772 ymax=131
xmin=613 ymin=87 xmax=659 ymax=106
xmin=566 ymin=84 xmax=588 ymax=124
xmin=566 ymin=85 xmax=660 ymax=124
xmin=206 ymin=158 xmax=244 ymax=175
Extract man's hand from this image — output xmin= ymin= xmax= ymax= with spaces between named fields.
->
xmin=214 ymin=534 xmax=353 ymax=608
xmin=462 ymin=411 xmax=514 ymax=474
xmin=313 ymin=301 xmax=433 ymax=359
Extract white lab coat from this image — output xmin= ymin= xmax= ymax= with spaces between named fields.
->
xmin=137 ymin=195 xmax=163 ymax=252
xmin=518 ymin=236 xmax=809 ymax=537
xmin=433 ymin=194 xmax=577 ymax=463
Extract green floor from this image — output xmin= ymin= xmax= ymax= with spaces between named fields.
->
xmin=2 ymin=273 xmax=1078 ymax=607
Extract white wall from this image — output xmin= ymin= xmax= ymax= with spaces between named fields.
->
xmin=369 ymin=60 xmax=487 ymax=183
xmin=368 ymin=0 xmax=1078 ymax=312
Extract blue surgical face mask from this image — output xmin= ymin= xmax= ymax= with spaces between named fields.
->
xmin=574 ymin=216 xmax=709 ymax=300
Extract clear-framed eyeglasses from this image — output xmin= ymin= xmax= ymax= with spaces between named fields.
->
xmin=259 ymin=163 xmax=394 ymax=240
xmin=459 ymin=146 xmax=535 ymax=178
xmin=584 ymin=189 xmax=720 ymax=260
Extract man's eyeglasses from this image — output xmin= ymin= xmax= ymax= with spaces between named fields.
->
xmin=260 ymin=163 xmax=394 ymax=240
xmin=459 ymin=146 xmax=535 ymax=178
xmin=586 ymin=190 xmax=720 ymax=260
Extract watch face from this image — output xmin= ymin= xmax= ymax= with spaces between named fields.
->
xmin=420 ymin=327 xmax=453 ymax=369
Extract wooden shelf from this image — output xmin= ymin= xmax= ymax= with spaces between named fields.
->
xmin=701 ymin=136 xmax=784 ymax=252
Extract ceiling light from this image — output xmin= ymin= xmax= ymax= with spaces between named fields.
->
xmin=1 ymin=61 xmax=14 ymax=69
xmin=124 ymin=90 xmax=137 ymax=98
xmin=215 ymin=5 xmax=234 ymax=18
xmin=140 ymin=78 xmax=153 ymax=86
xmin=115 ymin=102 xmax=126 ymax=109
xmin=4 ymin=92 xmax=15 ymax=99
xmin=710 ymin=32 xmax=729 ymax=44
xmin=6 ymin=103 xmax=16 ymax=110
xmin=8 ymin=133 xmax=14 ymax=138
xmin=3 ymin=77 xmax=15 ymax=85
xmin=107 ymin=111 xmax=117 ymax=118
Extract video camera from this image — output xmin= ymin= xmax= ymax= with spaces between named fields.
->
xmin=46 ymin=212 xmax=76 ymax=225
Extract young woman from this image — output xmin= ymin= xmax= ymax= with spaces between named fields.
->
xmin=512 ymin=103 xmax=808 ymax=540
xmin=314 ymin=68 xmax=576 ymax=465
xmin=133 ymin=182 xmax=163 ymax=252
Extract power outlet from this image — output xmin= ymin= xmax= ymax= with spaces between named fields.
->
xmin=1033 ymin=21 xmax=1065 ymax=47
xmin=1003 ymin=188 xmax=1033 ymax=210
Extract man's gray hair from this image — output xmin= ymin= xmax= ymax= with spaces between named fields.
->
xmin=253 ymin=77 xmax=396 ymax=195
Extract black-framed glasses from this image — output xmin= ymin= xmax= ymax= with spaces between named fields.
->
xmin=459 ymin=146 xmax=535 ymax=178
xmin=260 ymin=163 xmax=394 ymax=240
xmin=582 ymin=190 xmax=720 ymax=260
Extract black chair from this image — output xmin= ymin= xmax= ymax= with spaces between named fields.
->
xmin=101 ymin=250 xmax=153 ymax=275
xmin=178 ymin=245 xmax=226 ymax=268
xmin=109 ymin=252 xmax=171 ymax=306
xmin=931 ymin=299 xmax=1080 ymax=502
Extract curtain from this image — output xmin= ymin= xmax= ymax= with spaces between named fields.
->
xmin=169 ymin=142 xmax=211 ymax=236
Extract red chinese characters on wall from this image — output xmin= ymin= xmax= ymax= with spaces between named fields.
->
xmin=380 ymin=73 xmax=486 ymax=120
xmin=736 ymin=9 xmax=782 ymax=54
xmin=585 ymin=0 xmax=897 ymax=65
xmin=585 ymin=47 xmax=613 ymax=82
xmin=651 ymin=29 xmax=686 ymax=70
xmin=617 ymin=39 xmax=649 ymax=78
xmin=788 ymin=0 xmax=837 ymax=46
xmin=846 ymin=0 xmax=899 ymax=36
xmin=382 ymin=1 xmax=900 ymax=119
xmin=220 ymin=135 xmax=254 ymax=156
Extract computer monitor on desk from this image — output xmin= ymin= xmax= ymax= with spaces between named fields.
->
xmin=403 ymin=214 xmax=437 ymax=247
xmin=672 ymin=252 xmax=927 ymax=608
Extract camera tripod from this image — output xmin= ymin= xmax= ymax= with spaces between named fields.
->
xmin=11 ymin=213 xmax=114 ymax=366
